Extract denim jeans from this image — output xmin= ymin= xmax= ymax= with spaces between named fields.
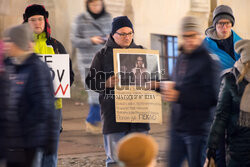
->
xmin=86 ymin=104 xmax=101 ymax=124
xmin=42 ymin=109 xmax=61 ymax=167
xmin=168 ymin=130 xmax=208 ymax=167
xmin=103 ymin=131 xmax=148 ymax=167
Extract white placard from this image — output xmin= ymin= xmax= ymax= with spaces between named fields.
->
xmin=38 ymin=54 xmax=70 ymax=98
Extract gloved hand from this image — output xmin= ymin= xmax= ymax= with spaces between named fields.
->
xmin=207 ymin=148 xmax=216 ymax=159
xmin=205 ymin=148 xmax=216 ymax=167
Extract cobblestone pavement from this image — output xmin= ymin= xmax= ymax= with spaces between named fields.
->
xmin=58 ymin=100 xmax=169 ymax=167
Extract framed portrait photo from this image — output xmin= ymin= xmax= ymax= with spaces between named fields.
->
xmin=113 ymin=49 xmax=162 ymax=123
xmin=114 ymin=49 xmax=161 ymax=88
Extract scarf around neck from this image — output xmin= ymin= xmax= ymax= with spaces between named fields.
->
xmin=234 ymin=59 xmax=250 ymax=127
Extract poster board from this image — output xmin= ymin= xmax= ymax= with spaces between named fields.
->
xmin=39 ymin=54 xmax=70 ymax=98
xmin=113 ymin=49 xmax=162 ymax=123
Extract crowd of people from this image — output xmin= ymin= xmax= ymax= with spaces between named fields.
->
xmin=0 ymin=1 xmax=249 ymax=167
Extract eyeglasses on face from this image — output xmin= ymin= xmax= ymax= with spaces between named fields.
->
xmin=115 ymin=32 xmax=134 ymax=37
xmin=217 ymin=21 xmax=232 ymax=27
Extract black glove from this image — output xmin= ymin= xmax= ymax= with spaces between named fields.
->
xmin=207 ymin=148 xmax=216 ymax=159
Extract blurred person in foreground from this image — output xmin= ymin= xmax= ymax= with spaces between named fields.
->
xmin=86 ymin=16 xmax=159 ymax=166
xmin=3 ymin=24 xmax=58 ymax=167
xmin=71 ymin=0 xmax=112 ymax=133
xmin=204 ymin=40 xmax=250 ymax=167
xmin=161 ymin=16 xmax=218 ymax=167
xmin=203 ymin=5 xmax=242 ymax=166
xmin=117 ymin=133 xmax=158 ymax=167
xmin=0 ymin=40 xmax=8 ymax=167
xmin=22 ymin=4 xmax=75 ymax=167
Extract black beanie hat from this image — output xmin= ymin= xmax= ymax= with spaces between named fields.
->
xmin=23 ymin=4 xmax=51 ymax=38
xmin=111 ymin=16 xmax=133 ymax=35
xmin=23 ymin=4 xmax=49 ymax=22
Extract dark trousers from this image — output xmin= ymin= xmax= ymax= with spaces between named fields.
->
xmin=168 ymin=130 xmax=207 ymax=167
xmin=7 ymin=148 xmax=43 ymax=167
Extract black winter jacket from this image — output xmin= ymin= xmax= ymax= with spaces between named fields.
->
xmin=5 ymin=53 xmax=59 ymax=150
xmin=171 ymin=44 xmax=218 ymax=135
xmin=0 ymin=71 xmax=8 ymax=159
xmin=86 ymin=36 xmax=150 ymax=134
xmin=207 ymin=68 xmax=250 ymax=166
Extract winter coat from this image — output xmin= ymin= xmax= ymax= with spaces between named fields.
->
xmin=5 ymin=53 xmax=59 ymax=150
xmin=204 ymin=29 xmax=242 ymax=70
xmin=171 ymin=44 xmax=218 ymax=135
xmin=0 ymin=71 xmax=8 ymax=159
xmin=85 ymin=36 xmax=150 ymax=134
xmin=0 ymin=42 xmax=8 ymax=159
xmin=207 ymin=68 xmax=250 ymax=166
xmin=71 ymin=11 xmax=112 ymax=75
xmin=71 ymin=11 xmax=112 ymax=104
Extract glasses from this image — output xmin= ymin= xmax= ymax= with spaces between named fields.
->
xmin=28 ymin=17 xmax=44 ymax=22
xmin=115 ymin=32 xmax=134 ymax=37
xmin=217 ymin=21 xmax=232 ymax=28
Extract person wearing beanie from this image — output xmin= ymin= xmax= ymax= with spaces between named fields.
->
xmin=203 ymin=5 xmax=242 ymax=167
xmin=3 ymin=24 xmax=58 ymax=167
xmin=204 ymin=39 xmax=250 ymax=167
xmin=71 ymin=0 xmax=112 ymax=134
xmin=86 ymin=16 xmax=152 ymax=166
xmin=23 ymin=4 xmax=75 ymax=167
xmin=161 ymin=16 xmax=219 ymax=167
xmin=117 ymin=133 xmax=158 ymax=167
xmin=204 ymin=5 xmax=242 ymax=70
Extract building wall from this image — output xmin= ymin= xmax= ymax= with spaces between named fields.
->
xmin=131 ymin=0 xmax=209 ymax=48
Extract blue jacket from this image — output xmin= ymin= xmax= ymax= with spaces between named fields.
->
xmin=204 ymin=30 xmax=242 ymax=70
xmin=5 ymin=53 xmax=59 ymax=149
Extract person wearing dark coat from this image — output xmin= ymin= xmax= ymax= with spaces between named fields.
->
xmin=204 ymin=40 xmax=250 ymax=167
xmin=161 ymin=16 xmax=218 ymax=167
xmin=3 ymin=24 xmax=59 ymax=167
xmin=85 ymin=16 xmax=151 ymax=167
xmin=0 ymin=40 xmax=8 ymax=167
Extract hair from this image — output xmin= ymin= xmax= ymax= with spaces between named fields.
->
xmin=237 ymin=61 xmax=250 ymax=84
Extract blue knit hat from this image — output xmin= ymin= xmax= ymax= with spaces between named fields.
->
xmin=111 ymin=16 xmax=133 ymax=35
